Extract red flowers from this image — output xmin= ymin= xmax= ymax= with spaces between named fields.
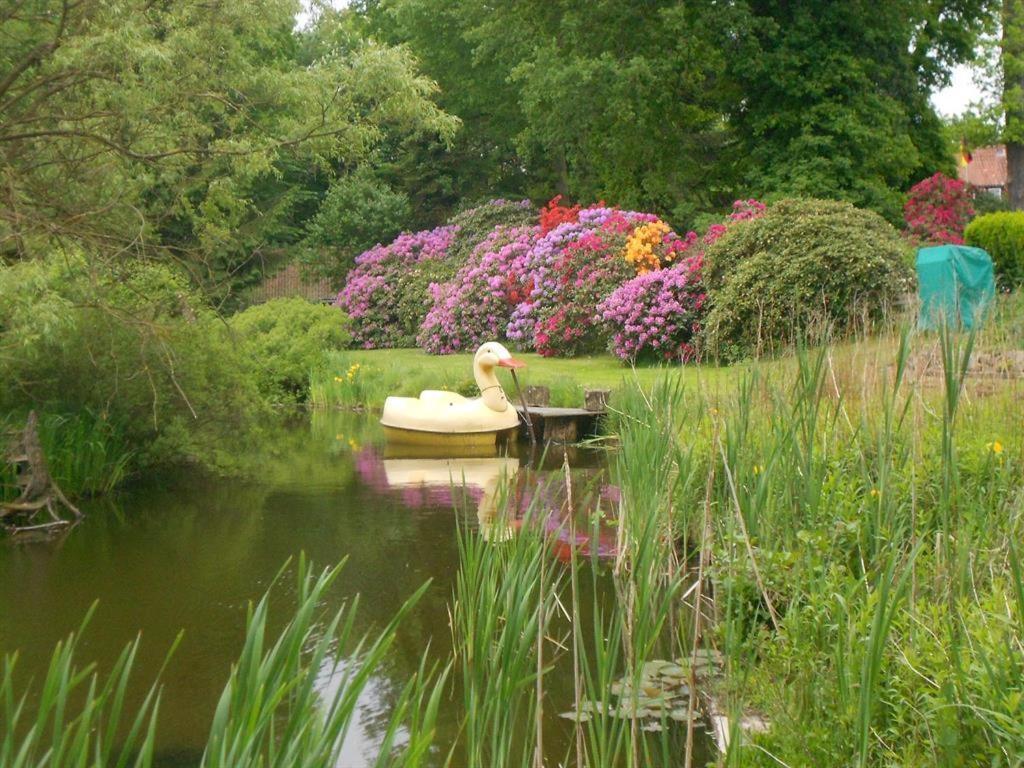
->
xmin=539 ymin=195 xmax=581 ymax=234
xmin=904 ymin=172 xmax=974 ymax=245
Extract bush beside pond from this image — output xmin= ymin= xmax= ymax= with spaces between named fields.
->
xmin=230 ymin=297 xmax=351 ymax=403
xmin=0 ymin=256 xmax=358 ymax=496
xmin=701 ymin=199 xmax=915 ymax=360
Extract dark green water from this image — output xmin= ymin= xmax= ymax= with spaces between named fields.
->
xmin=0 ymin=412 xmax=709 ymax=766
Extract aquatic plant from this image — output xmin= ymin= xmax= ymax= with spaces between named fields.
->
xmin=0 ymin=607 xmax=164 ymax=768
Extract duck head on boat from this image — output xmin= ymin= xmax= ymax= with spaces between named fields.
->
xmin=380 ymin=342 xmax=527 ymax=445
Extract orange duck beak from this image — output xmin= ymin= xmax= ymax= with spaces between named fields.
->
xmin=497 ymin=357 xmax=526 ymax=369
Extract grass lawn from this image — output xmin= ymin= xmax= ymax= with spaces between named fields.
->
xmin=313 ymin=347 xmax=744 ymax=409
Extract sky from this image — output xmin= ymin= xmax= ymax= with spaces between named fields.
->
xmin=932 ymin=64 xmax=988 ymax=117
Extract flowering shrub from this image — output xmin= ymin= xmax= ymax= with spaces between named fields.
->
xmin=335 ymin=225 xmax=459 ymax=348
xmin=598 ymin=199 xmax=763 ymax=361
xmin=904 ymin=173 xmax=974 ymax=245
xmin=338 ymin=196 xmax=771 ymax=361
xmin=447 ymin=199 xmax=535 ymax=262
xmin=599 ymin=253 xmax=705 ymax=361
xmin=506 ymin=208 xmax=666 ymax=356
xmin=418 ymin=225 xmax=538 ymax=354
xmin=539 ymin=195 xmax=581 ymax=234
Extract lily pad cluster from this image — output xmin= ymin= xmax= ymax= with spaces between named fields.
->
xmin=560 ymin=651 xmax=723 ymax=731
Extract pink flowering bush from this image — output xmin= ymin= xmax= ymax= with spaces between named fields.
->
xmin=596 ymin=199 xmax=764 ymax=361
xmin=598 ymin=253 xmax=705 ymax=361
xmin=336 ymin=199 xmax=535 ymax=350
xmin=335 ymin=225 xmax=459 ymax=348
xmin=418 ymin=225 xmax=538 ymax=354
xmin=904 ymin=173 xmax=974 ymax=245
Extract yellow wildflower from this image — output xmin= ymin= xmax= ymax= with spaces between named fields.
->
xmin=348 ymin=438 xmax=359 ymax=451
xmin=987 ymin=440 xmax=1004 ymax=455
xmin=334 ymin=376 xmax=344 ymax=383
xmin=753 ymin=464 xmax=764 ymax=475
xmin=870 ymin=488 xmax=880 ymax=498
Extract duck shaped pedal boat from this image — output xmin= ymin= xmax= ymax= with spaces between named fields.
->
xmin=381 ymin=342 xmax=526 ymax=446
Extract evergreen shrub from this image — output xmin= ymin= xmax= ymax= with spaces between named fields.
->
xmin=964 ymin=211 xmax=1024 ymax=287
xmin=230 ymin=298 xmax=351 ymax=402
xmin=703 ymin=199 xmax=914 ymax=359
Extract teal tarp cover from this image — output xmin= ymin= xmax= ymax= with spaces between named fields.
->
xmin=916 ymin=245 xmax=996 ymax=330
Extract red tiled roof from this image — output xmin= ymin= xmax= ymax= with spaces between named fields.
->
xmin=959 ymin=145 xmax=1007 ymax=188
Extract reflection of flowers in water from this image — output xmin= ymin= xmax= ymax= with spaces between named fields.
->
xmin=355 ymin=446 xmax=620 ymax=560
xmin=355 ymin=447 xmax=484 ymax=509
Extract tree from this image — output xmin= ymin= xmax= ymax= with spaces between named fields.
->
xmin=0 ymin=0 xmax=457 ymax=297
xmin=725 ymin=0 xmax=995 ymax=223
xmin=1004 ymin=0 xmax=1024 ymax=209
xmin=359 ymin=0 xmax=735 ymax=225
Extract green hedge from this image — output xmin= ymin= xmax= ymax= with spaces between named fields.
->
xmin=229 ymin=298 xmax=351 ymax=403
xmin=964 ymin=211 xmax=1024 ymax=287
xmin=702 ymin=198 xmax=914 ymax=359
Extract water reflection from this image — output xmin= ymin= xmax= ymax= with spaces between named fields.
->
xmin=354 ymin=442 xmax=620 ymax=557
xmin=0 ymin=412 xmax=687 ymax=767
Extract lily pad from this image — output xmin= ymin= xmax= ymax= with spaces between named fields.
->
xmin=559 ymin=710 xmax=592 ymax=723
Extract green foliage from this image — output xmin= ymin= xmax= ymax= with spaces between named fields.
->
xmin=302 ymin=170 xmax=412 ymax=283
xmin=0 ymin=254 xmax=265 ymax=472
xmin=964 ymin=211 xmax=1024 ymax=285
xmin=702 ymin=199 xmax=914 ymax=359
xmin=970 ymin=189 xmax=1011 ymax=216
xmin=724 ymin=1 xmax=992 ymax=222
xmin=203 ymin=558 xmax=442 ymax=768
xmin=229 ymin=298 xmax=351 ymax=403
xmin=361 ymin=0 xmax=993 ymax=225
xmin=1 ymin=609 xmax=164 ymax=768
xmin=0 ymin=0 xmax=457 ymax=297
xmin=2 ymin=559 xmax=446 ymax=768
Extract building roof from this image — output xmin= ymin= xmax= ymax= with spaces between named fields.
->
xmin=959 ymin=144 xmax=1007 ymax=188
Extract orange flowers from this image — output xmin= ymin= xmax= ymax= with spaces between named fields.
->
xmin=624 ymin=221 xmax=672 ymax=275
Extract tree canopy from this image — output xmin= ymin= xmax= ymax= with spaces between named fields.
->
xmin=0 ymin=0 xmax=1004 ymax=294
xmin=0 ymin=0 xmax=457 ymax=296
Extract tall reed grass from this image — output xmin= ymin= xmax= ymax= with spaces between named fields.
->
xmin=1 ymin=410 xmax=133 ymax=503
xmin=5 ymin=314 xmax=1023 ymax=767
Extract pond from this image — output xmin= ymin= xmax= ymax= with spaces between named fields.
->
xmin=0 ymin=412 xmax=712 ymax=766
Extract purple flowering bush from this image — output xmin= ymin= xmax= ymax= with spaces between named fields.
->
xmin=598 ymin=254 xmax=705 ymax=361
xmin=336 ymin=199 xmax=535 ymax=350
xmin=335 ymin=225 xmax=459 ymax=348
xmin=418 ymin=225 xmax=538 ymax=354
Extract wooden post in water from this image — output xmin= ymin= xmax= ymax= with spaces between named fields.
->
xmin=509 ymin=369 xmax=536 ymax=445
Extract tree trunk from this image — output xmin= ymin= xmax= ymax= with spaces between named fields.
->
xmin=1004 ymin=0 xmax=1024 ymax=210
xmin=1008 ymin=143 xmax=1024 ymax=210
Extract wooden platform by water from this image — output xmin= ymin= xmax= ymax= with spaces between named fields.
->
xmin=514 ymin=405 xmax=605 ymax=443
